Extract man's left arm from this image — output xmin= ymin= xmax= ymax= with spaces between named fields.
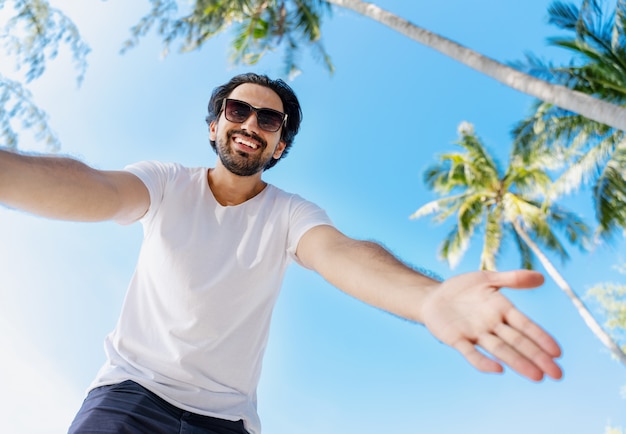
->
xmin=296 ymin=225 xmax=563 ymax=382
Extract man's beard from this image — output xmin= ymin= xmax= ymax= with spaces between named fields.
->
xmin=216 ymin=129 xmax=274 ymax=176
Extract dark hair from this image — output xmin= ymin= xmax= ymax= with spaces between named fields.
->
xmin=206 ymin=73 xmax=302 ymax=170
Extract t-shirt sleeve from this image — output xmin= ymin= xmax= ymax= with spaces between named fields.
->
xmin=286 ymin=195 xmax=334 ymax=267
xmin=123 ymin=160 xmax=179 ymax=225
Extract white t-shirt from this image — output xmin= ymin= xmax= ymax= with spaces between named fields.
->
xmin=90 ymin=161 xmax=333 ymax=434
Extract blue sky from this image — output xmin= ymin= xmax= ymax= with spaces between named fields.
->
xmin=1 ymin=0 xmax=625 ymax=432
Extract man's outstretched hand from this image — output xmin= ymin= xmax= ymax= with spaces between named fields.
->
xmin=421 ymin=270 xmax=563 ymax=382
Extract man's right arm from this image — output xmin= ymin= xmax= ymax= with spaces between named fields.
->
xmin=0 ymin=149 xmax=150 ymax=223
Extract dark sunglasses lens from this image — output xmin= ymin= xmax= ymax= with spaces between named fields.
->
xmin=225 ymin=100 xmax=252 ymax=123
xmin=257 ymin=109 xmax=284 ymax=132
xmin=224 ymin=99 xmax=284 ymax=132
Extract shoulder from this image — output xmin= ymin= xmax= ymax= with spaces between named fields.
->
xmin=265 ymin=184 xmax=314 ymax=205
xmin=124 ymin=160 xmax=187 ymax=177
xmin=263 ymin=184 xmax=334 ymax=229
xmin=262 ymin=185 xmax=324 ymax=214
xmin=124 ymin=161 xmax=208 ymax=185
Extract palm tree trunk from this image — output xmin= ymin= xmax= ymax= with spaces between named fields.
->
xmin=513 ymin=220 xmax=626 ymax=365
xmin=325 ymin=0 xmax=626 ymax=132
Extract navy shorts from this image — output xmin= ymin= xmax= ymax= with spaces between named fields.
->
xmin=68 ymin=380 xmax=249 ymax=434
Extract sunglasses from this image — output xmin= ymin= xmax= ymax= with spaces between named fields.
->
xmin=221 ymin=98 xmax=288 ymax=133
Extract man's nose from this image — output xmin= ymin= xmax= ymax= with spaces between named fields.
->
xmin=240 ymin=112 xmax=260 ymax=131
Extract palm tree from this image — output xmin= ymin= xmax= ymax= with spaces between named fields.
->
xmin=411 ymin=121 xmax=626 ymax=364
xmin=6 ymin=1 xmax=626 ymax=148
xmin=124 ymin=0 xmax=626 ymax=130
xmin=513 ymin=0 xmax=626 ymax=236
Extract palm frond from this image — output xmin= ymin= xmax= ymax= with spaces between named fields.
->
xmin=439 ymin=224 xmax=471 ymax=269
xmin=512 ymin=228 xmax=535 ymax=269
xmin=504 ymin=193 xmax=591 ymax=264
xmin=409 ymin=198 xmax=445 ymax=220
xmin=456 ymin=130 xmax=501 ymax=183
xmin=505 ymin=158 xmax=554 ymax=197
xmin=553 ymin=137 xmax=616 ymax=195
xmin=594 ymin=144 xmax=626 ymax=236
xmin=457 ymin=194 xmax=488 ymax=237
xmin=123 ymin=0 xmax=333 ymax=73
xmin=548 ymin=1 xmax=583 ymax=32
xmin=410 ymin=193 xmax=479 ymax=225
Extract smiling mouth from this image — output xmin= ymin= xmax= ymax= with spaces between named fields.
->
xmin=234 ymin=136 xmax=259 ymax=150
xmin=228 ymin=130 xmax=266 ymax=153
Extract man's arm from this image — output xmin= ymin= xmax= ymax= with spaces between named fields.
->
xmin=0 ymin=149 xmax=149 ymax=223
xmin=296 ymin=224 xmax=563 ymax=382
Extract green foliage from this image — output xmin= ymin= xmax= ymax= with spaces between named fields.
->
xmin=123 ymin=0 xmax=333 ymax=78
xmin=592 ymin=262 xmax=626 ymax=434
xmin=2 ymin=0 xmax=89 ymax=82
xmin=412 ymin=122 xmax=591 ymax=271
xmin=0 ymin=0 xmax=91 ymax=149
xmin=0 ymin=75 xmax=58 ymax=149
xmin=588 ymin=262 xmax=626 ymax=351
xmin=512 ymin=0 xmax=626 ymax=237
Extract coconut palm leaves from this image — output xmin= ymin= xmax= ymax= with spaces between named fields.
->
xmin=411 ymin=122 xmax=588 ymax=272
xmin=123 ymin=0 xmax=333 ymax=77
xmin=514 ymin=0 xmax=626 ymax=236
xmin=7 ymin=0 xmax=626 ymax=149
xmin=119 ymin=0 xmax=626 ymax=130
xmin=412 ymin=122 xmax=626 ymax=364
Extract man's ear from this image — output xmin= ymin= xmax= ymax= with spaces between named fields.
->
xmin=209 ymin=121 xmax=217 ymax=141
xmin=273 ymin=140 xmax=287 ymax=159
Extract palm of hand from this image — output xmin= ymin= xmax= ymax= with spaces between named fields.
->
xmin=421 ymin=270 xmax=562 ymax=382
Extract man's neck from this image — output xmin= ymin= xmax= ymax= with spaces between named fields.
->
xmin=207 ymin=164 xmax=267 ymax=206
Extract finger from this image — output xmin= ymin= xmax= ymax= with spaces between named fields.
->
xmin=505 ymin=308 xmax=562 ymax=358
xmin=453 ymin=339 xmax=504 ymax=375
xmin=476 ymin=332 xmax=545 ymax=382
xmin=494 ymin=322 xmax=562 ymax=381
xmin=486 ymin=270 xmax=545 ymax=289
xmin=503 ymin=310 xmax=563 ymax=380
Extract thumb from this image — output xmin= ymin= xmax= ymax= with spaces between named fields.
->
xmin=486 ymin=270 xmax=545 ymax=290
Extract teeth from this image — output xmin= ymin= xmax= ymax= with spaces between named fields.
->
xmin=234 ymin=137 xmax=258 ymax=149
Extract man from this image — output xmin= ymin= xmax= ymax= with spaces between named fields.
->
xmin=0 ymin=73 xmax=562 ymax=434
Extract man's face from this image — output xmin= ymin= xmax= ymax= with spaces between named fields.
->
xmin=210 ymin=83 xmax=287 ymax=176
